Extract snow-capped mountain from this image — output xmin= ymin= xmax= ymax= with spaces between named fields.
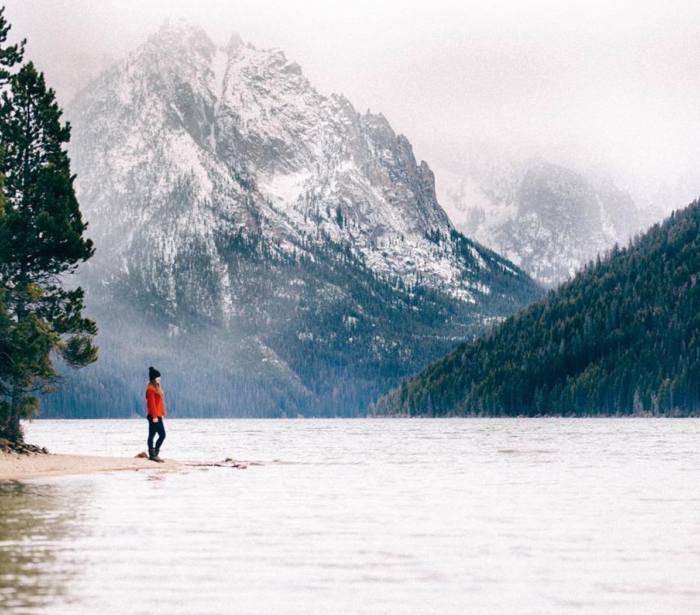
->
xmin=47 ymin=20 xmax=542 ymax=418
xmin=71 ymin=21 xmax=479 ymax=303
xmin=434 ymin=153 xmax=664 ymax=287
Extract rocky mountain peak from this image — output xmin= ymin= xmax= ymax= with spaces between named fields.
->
xmin=148 ymin=18 xmax=216 ymax=57
xmin=227 ymin=31 xmax=244 ymax=50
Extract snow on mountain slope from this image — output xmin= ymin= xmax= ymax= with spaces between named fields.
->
xmin=436 ymin=155 xmax=663 ymax=287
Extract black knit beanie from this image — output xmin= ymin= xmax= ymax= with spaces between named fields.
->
xmin=149 ymin=366 xmax=161 ymax=381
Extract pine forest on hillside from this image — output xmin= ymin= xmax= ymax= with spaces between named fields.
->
xmin=372 ymin=200 xmax=700 ymax=417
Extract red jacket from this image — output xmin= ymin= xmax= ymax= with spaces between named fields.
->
xmin=146 ymin=384 xmax=166 ymax=418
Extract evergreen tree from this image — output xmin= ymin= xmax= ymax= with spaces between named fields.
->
xmin=0 ymin=6 xmax=24 ymax=87
xmin=0 ymin=6 xmax=24 ymax=420
xmin=0 ymin=53 xmax=97 ymax=441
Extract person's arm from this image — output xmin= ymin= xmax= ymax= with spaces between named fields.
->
xmin=146 ymin=387 xmax=156 ymax=419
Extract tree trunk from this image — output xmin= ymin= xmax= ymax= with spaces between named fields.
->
xmin=0 ymin=381 xmax=24 ymax=442
xmin=5 ymin=292 xmax=27 ymax=443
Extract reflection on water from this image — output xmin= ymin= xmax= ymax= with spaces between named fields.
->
xmin=2 ymin=419 xmax=700 ymax=615
xmin=0 ymin=482 xmax=86 ymax=612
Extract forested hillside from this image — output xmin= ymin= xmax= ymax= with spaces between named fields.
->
xmin=372 ymin=199 xmax=700 ymax=417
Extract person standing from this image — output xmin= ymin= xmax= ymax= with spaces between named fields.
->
xmin=146 ymin=366 xmax=166 ymax=462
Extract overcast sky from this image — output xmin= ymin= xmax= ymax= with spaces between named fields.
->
xmin=4 ymin=0 xmax=700 ymax=196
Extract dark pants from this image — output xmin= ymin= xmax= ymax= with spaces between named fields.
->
xmin=147 ymin=415 xmax=166 ymax=453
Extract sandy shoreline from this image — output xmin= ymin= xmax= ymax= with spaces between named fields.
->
xmin=0 ymin=451 xmax=179 ymax=481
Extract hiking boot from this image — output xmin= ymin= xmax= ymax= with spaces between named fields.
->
xmin=148 ymin=448 xmax=163 ymax=463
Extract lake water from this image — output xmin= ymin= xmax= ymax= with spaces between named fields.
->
xmin=2 ymin=418 xmax=700 ymax=615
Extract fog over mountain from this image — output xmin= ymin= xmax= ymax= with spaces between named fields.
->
xmin=5 ymin=0 xmax=700 ymax=220
xmin=424 ymin=143 xmax=674 ymax=286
